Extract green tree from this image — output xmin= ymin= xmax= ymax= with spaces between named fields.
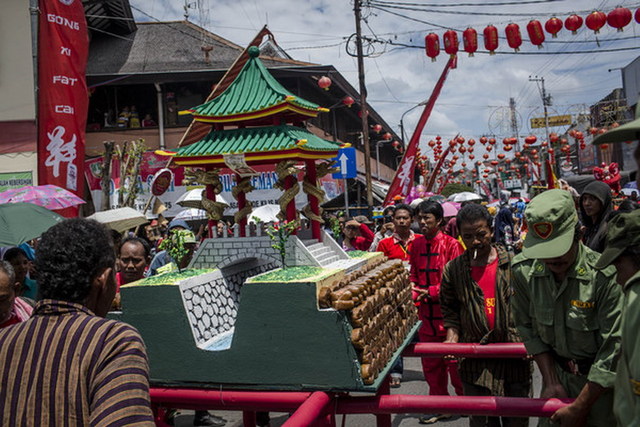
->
xmin=440 ymin=183 xmax=474 ymax=198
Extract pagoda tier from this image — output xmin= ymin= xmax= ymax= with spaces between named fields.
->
xmin=180 ymin=46 xmax=328 ymax=127
xmin=163 ymin=124 xmax=341 ymax=166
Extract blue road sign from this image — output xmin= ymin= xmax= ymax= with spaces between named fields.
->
xmin=332 ymin=147 xmax=357 ymax=179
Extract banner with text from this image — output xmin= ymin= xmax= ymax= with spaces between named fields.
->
xmin=37 ymin=0 xmax=89 ymax=217
xmin=84 ymin=152 xmax=344 ymax=218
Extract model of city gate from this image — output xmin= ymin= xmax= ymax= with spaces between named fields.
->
xmin=115 ymin=46 xmax=419 ymax=391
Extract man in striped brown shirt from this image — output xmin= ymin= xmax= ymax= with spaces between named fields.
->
xmin=0 ymin=218 xmax=154 ymax=426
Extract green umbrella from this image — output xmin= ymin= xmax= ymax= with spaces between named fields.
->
xmin=0 ymin=202 xmax=64 ymax=246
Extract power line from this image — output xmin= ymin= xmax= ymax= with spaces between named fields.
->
xmin=370 ymin=1 xmax=640 ymax=17
xmin=368 ymin=0 xmax=568 ymax=7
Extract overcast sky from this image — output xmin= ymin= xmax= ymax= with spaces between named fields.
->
xmin=130 ymin=0 xmax=640 ymax=148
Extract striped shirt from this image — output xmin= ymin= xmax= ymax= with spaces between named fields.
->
xmin=0 ymin=299 xmax=154 ymax=426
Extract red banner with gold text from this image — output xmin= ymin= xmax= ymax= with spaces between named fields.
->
xmin=37 ymin=0 xmax=89 ymax=217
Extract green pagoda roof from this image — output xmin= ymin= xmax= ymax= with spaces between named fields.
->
xmin=181 ymin=46 xmax=328 ymax=124
xmin=164 ymin=125 xmax=342 ymax=166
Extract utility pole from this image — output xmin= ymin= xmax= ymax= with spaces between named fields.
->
xmin=353 ymin=0 xmax=374 ymax=214
xmin=529 ymin=76 xmax=552 ymax=183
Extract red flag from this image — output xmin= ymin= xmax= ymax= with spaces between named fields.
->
xmin=37 ymin=0 xmax=89 ymax=217
xmin=384 ymin=56 xmax=456 ymax=205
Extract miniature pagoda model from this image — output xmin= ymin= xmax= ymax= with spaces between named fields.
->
xmin=162 ymin=46 xmax=342 ymax=241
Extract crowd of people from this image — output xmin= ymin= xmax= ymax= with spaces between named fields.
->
xmin=329 ymin=181 xmax=639 ymax=426
xmin=0 ymin=177 xmax=639 ymax=426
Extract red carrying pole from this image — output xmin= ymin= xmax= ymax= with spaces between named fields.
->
xmin=403 ymin=342 xmax=528 ymax=358
xmin=282 ymin=391 xmax=332 ymax=427
xmin=150 ymin=388 xmax=310 ymax=412
xmin=336 ymin=395 xmax=572 ymax=418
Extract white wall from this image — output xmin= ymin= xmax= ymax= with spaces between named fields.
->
xmin=0 ymin=0 xmax=36 ymax=122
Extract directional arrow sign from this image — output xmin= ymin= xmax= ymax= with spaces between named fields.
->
xmin=332 ymin=147 xmax=356 ymax=179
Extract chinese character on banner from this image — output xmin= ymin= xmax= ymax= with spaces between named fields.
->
xmin=37 ymin=0 xmax=89 ymax=217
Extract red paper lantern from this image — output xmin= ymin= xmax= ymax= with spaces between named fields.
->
xmin=483 ymin=25 xmax=499 ymax=55
xmin=608 ymin=7 xmax=632 ymax=32
xmin=545 ymin=17 xmax=563 ymax=38
xmin=477 ymin=161 xmax=483 ymax=166
xmin=428 ymin=140 xmax=436 ymax=148
xmin=601 ymin=144 xmax=609 ymax=150
xmin=469 ymin=154 xmax=475 ymax=160
xmin=548 ymin=148 xmax=555 ymax=154
xmin=461 ymin=162 xmax=467 ymax=167
xmin=636 ymin=8 xmax=640 ymax=24
xmin=497 ymin=153 xmax=506 ymax=160
xmin=515 ymin=151 xmax=522 ymax=158
xmin=462 ymin=27 xmax=478 ymax=57
xmin=318 ymin=76 xmax=332 ymax=90
xmin=526 ymin=20 xmax=545 ymax=49
xmin=372 ymin=124 xmax=382 ymax=133
xmin=505 ymin=23 xmax=522 ymax=52
xmin=483 ymin=174 xmax=489 ymax=179
xmin=504 ymin=145 xmax=513 ymax=151
xmin=459 ymin=146 xmax=467 ymax=153
xmin=382 ymin=132 xmax=392 ymax=141
xmin=524 ymin=135 xmax=537 ymax=145
xmin=392 ymin=140 xmax=400 ymax=148
xmin=491 ymin=160 xmax=499 ymax=166
xmin=574 ymin=131 xmax=584 ymax=140
xmin=342 ymin=96 xmax=354 ymax=107
xmin=503 ymin=137 xmax=511 ymax=145
xmin=549 ymin=133 xmax=559 ymax=143
xmin=488 ymin=138 xmax=496 ymax=145
xmin=586 ymin=11 xmax=607 ymax=34
xmin=425 ymin=33 xmax=440 ymax=62
xmin=480 ymin=136 xmax=488 ymax=145
xmin=457 ymin=136 xmax=465 ymax=144
xmin=483 ymin=153 xmax=489 ymax=159
xmin=564 ymin=14 xmax=583 ymax=34
xmin=443 ymin=30 xmax=459 ymax=56
xmin=486 ymin=145 xmax=493 ymax=152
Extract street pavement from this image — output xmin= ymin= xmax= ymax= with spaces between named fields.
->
xmin=174 ymin=356 xmax=543 ymax=426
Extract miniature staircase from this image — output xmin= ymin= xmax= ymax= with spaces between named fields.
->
xmin=301 ymin=236 xmax=364 ymax=272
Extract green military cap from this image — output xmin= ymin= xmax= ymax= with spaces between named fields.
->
xmin=523 ymin=189 xmax=579 ymax=259
xmin=596 ymin=210 xmax=640 ymax=268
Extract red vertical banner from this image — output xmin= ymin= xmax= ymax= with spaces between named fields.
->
xmin=37 ymin=0 xmax=89 ymax=217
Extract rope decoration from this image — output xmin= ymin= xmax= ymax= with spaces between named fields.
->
xmin=301 ymin=161 xmax=338 ymax=223
xmin=274 ymin=160 xmax=300 ymax=221
xmin=184 ymin=168 xmax=227 ymax=220
xmin=231 ymin=177 xmax=255 ymax=224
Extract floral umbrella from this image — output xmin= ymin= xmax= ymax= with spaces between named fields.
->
xmin=0 ymin=185 xmax=85 ymax=210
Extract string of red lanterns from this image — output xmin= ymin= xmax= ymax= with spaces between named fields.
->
xmin=421 ymin=7 xmax=637 ymax=61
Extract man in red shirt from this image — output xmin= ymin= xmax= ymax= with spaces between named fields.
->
xmin=376 ymin=204 xmax=415 ymax=262
xmin=440 ymin=203 xmax=531 ymax=427
xmin=342 ymin=217 xmax=375 ymax=252
xmin=375 ymin=204 xmax=415 ymax=387
xmin=409 ymin=201 xmax=464 ymax=424
xmin=0 ymin=261 xmax=32 ymax=329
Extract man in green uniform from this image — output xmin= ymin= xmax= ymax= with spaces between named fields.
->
xmin=595 ymin=210 xmax=640 ymax=426
xmin=511 ymin=189 xmax=622 ymax=426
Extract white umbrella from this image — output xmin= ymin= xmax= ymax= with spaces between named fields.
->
xmin=448 ymin=191 xmax=482 ymax=203
xmin=248 ymin=204 xmax=282 ymax=223
xmin=176 ymin=188 xmax=231 ymax=209
xmin=174 ymin=208 xmax=208 ymax=221
xmin=88 ymin=207 xmax=147 ymax=233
